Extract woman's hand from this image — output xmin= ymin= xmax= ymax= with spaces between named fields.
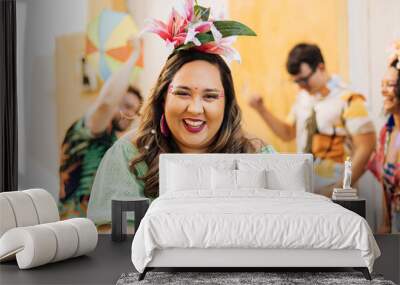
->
xmin=248 ymin=93 xmax=296 ymax=141
xmin=248 ymin=94 xmax=266 ymax=113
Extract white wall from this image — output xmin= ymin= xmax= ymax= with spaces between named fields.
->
xmin=16 ymin=1 xmax=26 ymax=178
xmin=16 ymin=0 xmax=88 ymax=200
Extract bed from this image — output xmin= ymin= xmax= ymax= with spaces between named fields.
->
xmin=131 ymin=154 xmax=380 ymax=280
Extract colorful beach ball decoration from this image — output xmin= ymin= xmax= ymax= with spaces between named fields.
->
xmin=85 ymin=9 xmax=144 ymax=82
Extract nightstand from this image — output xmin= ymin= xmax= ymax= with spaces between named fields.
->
xmin=332 ymin=198 xmax=366 ymax=218
xmin=111 ymin=198 xmax=150 ymax=242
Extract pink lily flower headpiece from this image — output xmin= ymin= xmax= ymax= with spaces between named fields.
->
xmin=142 ymin=0 xmax=256 ymax=63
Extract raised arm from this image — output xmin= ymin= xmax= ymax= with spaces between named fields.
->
xmin=85 ymin=38 xmax=141 ymax=135
xmin=248 ymin=95 xmax=296 ymax=141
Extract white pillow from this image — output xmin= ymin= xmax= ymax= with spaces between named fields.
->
xmin=236 ymin=169 xmax=267 ymax=189
xmin=212 ymin=168 xmax=236 ymax=190
xmin=238 ymin=159 xmax=308 ymax=191
xmin=211 ymin=169 xmax=267 ymax=190
xmin=167 ymin=162 xmax=212 ymax=191
xmin=266 ymin=167 xmax=307 ymax=191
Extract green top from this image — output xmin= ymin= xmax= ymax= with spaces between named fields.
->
xmin=87 ymin=136 xmax=276 ymax=226
xmin=59 ymin=117 xmax=118 ymax=219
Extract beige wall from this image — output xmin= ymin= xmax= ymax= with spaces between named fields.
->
xmin=55 ymin=33 xmax=98 ymax=146
xmin=229 ymin=0 xmax=349 ymax=152
xmin=88 ymin=0 xmax=128 ymax=21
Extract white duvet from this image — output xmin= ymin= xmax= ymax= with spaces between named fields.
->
xmin=131 ymin=189 xmax=380 ymax=273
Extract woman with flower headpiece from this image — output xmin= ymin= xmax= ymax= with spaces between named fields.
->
xmin=87 ymin=0 xmax=274 ymax=230
xmin=368 ymin=41 xmax=400 ymax=234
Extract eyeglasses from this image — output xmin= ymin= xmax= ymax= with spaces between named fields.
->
xmin=119 ymin=110 xmax=139 ymax=120
xmin=293 ymin=68 xmax=317 ymax=85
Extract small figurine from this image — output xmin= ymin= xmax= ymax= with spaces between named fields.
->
xmin=343 ymin=157 xmax=352 ymax=189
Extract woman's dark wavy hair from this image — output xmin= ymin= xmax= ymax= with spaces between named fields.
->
xmin=130 ymin=50 xmax=262 ymax=198
xmin=390 ymin=59 xmax=400 ymax=100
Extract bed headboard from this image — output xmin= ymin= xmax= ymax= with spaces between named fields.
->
xmin=159 ymin=153 xmax=314 ymax=195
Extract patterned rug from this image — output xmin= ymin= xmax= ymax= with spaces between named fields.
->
xmin=116 ymin=271 xmax=395 ymax=285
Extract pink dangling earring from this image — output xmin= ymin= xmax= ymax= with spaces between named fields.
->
xmin=160 ymin=113 xmax=169 ymax=137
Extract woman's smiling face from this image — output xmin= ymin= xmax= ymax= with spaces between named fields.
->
xmin=381 ymin=66 xmax=400 ymax=114
xmin=164 ymin=60 xmax=225 ymax=153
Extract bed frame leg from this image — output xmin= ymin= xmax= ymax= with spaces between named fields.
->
xmin=354 ymin=267 xmax=371 ymax=280
xmin=138 ymin=268 xmax=148 ymax=281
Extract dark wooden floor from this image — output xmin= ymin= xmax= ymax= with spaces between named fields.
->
xmin=0 ymin=234 xmax=398 ymax=284
xmin=0 ymin=235 xmax=135 ymax=285
xmin=373 ymin=234 xmax=400 ymax=284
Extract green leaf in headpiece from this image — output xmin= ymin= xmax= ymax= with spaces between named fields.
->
xmin=175 ymin=33 xmax=214 ymax=51
xmin=213 ymin=20 xmax=257 ymax=37
xmin=194 ymin=4 xmax=210 ymax=21
xmin=196 ymin=33 xmax=214 ymax=43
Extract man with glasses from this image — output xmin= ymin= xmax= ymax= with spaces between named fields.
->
xmin=59 ymin=46 xmax=143 ymax=220
xmin=249 ymin=43 xmax=376 ymax=196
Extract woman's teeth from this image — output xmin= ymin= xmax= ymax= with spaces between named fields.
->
xmin=183 ymin=119 xmax=204 ymax=127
